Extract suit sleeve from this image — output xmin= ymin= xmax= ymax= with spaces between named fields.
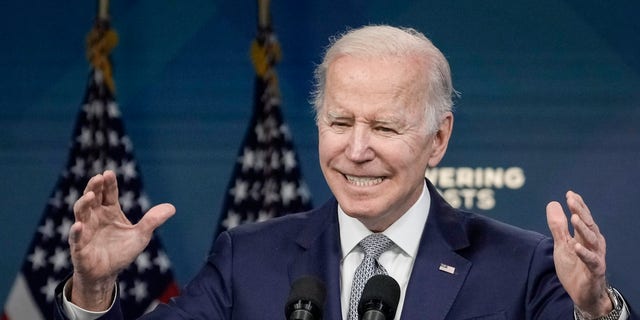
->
xmin=525 ymin=237 xmax=574 ymax=320
xmin=140 ymin=231 xmax=234 ymax=319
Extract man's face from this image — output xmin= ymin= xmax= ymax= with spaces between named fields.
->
xmin=317 ymin=55 xmax=451 ymax=231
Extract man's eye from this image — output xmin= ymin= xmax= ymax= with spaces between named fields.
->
xmin=376 ymin=126 xmax=397 ymax=134
xmin=332 ymin=121 xmax=350 ymax=127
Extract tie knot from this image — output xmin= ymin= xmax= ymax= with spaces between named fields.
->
xmin=359 ymin=233 xmax=393 ymax=258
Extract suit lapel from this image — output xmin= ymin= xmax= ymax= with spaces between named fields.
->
xmin=288 ymin=199 xmax=343 ymax=320
xmin=401 ymin=182 xmax=471 ymax=320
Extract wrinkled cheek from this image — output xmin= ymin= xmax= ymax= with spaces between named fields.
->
xmin=318 ymin=136 xmax=345 ymax=162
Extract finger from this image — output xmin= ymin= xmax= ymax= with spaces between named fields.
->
xmin=570 ymin=213 xmax=600 ymax=249
xmin=566 ymin=191 xmax=597 ymax=229
xmin=83 ymin=174 xmax=105 ymax=205
xmin=102 ymin=170 xmax=120 ymax=206
xmin=573 ymin=241 xmax=605 ymax=274
xmin=137 ymin=203 xmax=176 ymax=236
xmin=73 ymin=191 xmax=96 ymax=223
xmin=68 ymin=221 xmax=82 ymax=246
xmin=83 ymin=174 xmax=102 ymax=195
xmin=546 ymin=201 xmax=570 ymax=243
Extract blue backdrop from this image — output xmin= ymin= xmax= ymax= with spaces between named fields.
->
xmin=1 ymin=0 xmax=639 ymax=306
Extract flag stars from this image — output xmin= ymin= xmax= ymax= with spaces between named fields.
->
xmin=120 ymin=191 xmax=136 ymax=212
xmin=222 ymin=210 xmax=242 ymax=230
xmin=108 ymin=130 xmax=120 ymax=147
xmin=64 ymin=188 xmax=79 ymax=209
xmin=121 ymin=160 xmax=138 ymax=181
xmin=154 ymin=251 xmax=172 ymax=273
xmin=254 ymin=150 xmax=265 ymax=171
xmin=49 ymin=247 xmax=70 ymax=272
xmin=269 ymin=151 xmax=281 ymax=170
xmin=135 ymin=252 xmax=152 ymax=273
xmin=282 ymin=150 xmax=297 ymax=172
xmin=239 ymin=148 xmax=255 ymax=172
xmin=107 ymin=101 xmax=120 ymax=118
xmin=95 ymin=130 xmax=106 ymax=146
xmin=298 ymin=181 xmax=311 ymax=204
xmin=249 ymin=182 xmax=262 ymax=201
xmin=280 ymin=124 xmax=292 ymax=140
xmin=121 ymin=136 xmax=133 ymax=152
xmin=262 ymin=179 xmax=279 ymax=204
xmin=94 ymin=69 xmax=105 ymax=85
xmin=120 ymin=160 xmax=138 ymax=181
xmin=38 ymin=219 xmax=55 ymax=240
xmin=129 ymin=280 xmax=149 ymax=302
xmin=77 ymin=127 xmax=93 ymax=149
xmin=41 ymin=277 xmax=59 ymax=302
xmin=265 ymin=115 xmax=279 ymax=132
xmin=230 ymin=179 xmax=249 ymax=203
xmin=70 ymin=158 xmax=86 ymax=178
xmin=105 ymin=158 xmax=119 ymax=173
xmin=27 ymin=246 xmax=47 ymax=271
xmin=48 ymin=191 xmax=63 ymax=209
xmin=280 ymin=182 xmax=297 ymax=206
xmin=91 ymin=159 xmax=104 ymax=176
xmin=255 ymin=123 xmax=268 ymax=143
xmin=57 ymin=217 xmax=73 ymax=241
xmin=83 ymin=100 xmax=104 ymax=119
xmin=138 ymin=193 xmax=151 ymax=212
xmin=257 ymin=209 xmax=273 ymax=222
xmin=264 ymin=189 xmax=280 ymax=205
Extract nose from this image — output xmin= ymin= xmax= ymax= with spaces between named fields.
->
xmin=345 ymin=125 xmax=375 ymax=162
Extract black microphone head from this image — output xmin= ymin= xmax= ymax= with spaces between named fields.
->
xmin=358 ymin=274 xmax=401 ymax=319
xmin=285 ymin=275 xmax=326 ymax=320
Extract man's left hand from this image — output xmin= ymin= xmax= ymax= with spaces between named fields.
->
xmin=546 ymin=191 xmax=613 ymax=317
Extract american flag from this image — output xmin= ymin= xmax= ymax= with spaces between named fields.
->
xmin=2 ymin=20 xmax=178 ymax=320
xmin=215 ymin=21 xmax=312 ymax=236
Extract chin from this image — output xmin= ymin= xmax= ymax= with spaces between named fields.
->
xmin=340 ymin=199 xmax=385 ymax=219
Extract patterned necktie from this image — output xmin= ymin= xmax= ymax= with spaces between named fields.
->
xmin=347 ymin=233 xmax=394 ymax=320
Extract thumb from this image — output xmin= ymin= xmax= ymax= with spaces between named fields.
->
xmin=138 ymin=203 xmax=176 ymax=235
xmin=546 ymin=201 xmax=569 ymax=243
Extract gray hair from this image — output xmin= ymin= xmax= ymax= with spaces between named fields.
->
xmin=311 ymin=25 xmax=455 ymax=133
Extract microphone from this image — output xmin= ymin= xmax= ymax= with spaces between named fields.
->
xmin=285 ymin=275 xmax=326 ymax=320
xmin=358 ymin=274 xmax=401 ymax=320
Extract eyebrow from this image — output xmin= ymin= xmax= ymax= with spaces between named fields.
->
xmin=325 ymin=109 xmax=409 ymax=126
xmin=325 ymin=110 xmax=353 ymax=120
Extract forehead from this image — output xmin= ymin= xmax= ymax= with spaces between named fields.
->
xmin=322 ymin=55 xmax=427 ymax=118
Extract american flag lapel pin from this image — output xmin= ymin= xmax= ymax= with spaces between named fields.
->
xmin=439 ymin=263 xmax=456 ymax=274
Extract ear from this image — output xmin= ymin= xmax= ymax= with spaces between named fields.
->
xmin=427 ymin=112 xmax=453 ymax=168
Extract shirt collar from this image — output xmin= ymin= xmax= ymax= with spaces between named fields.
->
xmin=338 ymin=181 xmax=431 ymax=259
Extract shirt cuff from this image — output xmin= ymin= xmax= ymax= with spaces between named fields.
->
xmin=61 ymin=279 xmax=116 ymax=320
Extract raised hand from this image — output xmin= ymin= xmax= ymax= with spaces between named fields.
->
xmin=546 ymin=191 xmax=612 ymax=317
xmin=68 ymin=170 xmax=175 ymax=310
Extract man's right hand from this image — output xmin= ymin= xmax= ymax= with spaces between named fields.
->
xmin=68 ymin=170 xmax=175 ymax=311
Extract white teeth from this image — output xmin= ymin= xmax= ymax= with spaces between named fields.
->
xmin=345 ymin=175 xmax=383 ymax=186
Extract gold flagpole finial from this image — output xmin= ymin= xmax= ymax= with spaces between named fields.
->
xmin=87 ymin=0 xmax=118 ymax=94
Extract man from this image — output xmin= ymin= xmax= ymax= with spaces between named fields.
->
xmin=56 ymin=25 xmax=635 ymax=319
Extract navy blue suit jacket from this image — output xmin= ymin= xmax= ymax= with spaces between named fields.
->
xmin=55 ymin=181 xmax=636 ymax=319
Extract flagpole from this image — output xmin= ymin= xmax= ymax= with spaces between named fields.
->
xmin=257 ymin=0 xmax=270 ymax=29
xmin=98 ymin=0 xmax=109 ymax=21
xmin=214 ymin=0 xmax=312 ymax=236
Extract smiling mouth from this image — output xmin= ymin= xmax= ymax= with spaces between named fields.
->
xmin=344 ymin=175 xmax=385 ymax=187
